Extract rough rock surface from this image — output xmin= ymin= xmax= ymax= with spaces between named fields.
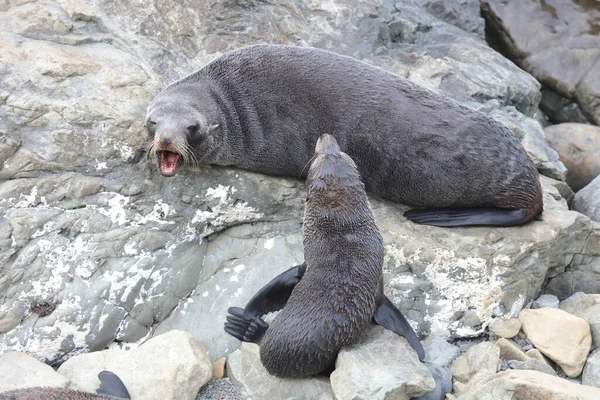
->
xmin=0 ymin=352 xmax=70 ymax=392
xmin=583 ymin=349 xmax=600 ymax=388
xmin=532 ymin=294 xmax=560 ymax=309
xmin=226 ymin=343 xmax=335 ymax=400
xmin=545 ymin=123 xmax=600 ymax=191
xmin=0 ymin=0 xmax=599 ymax=372
xmin=58 ymin=330 xmax=212 ymax=400
xmin=488 ymin=318 xmax=521 ymax=338
xmin=575 ymin=176 xmax=600 ymax=222
xmin=330 ymin=325 xmax=435 ymax=400
xmin=422 ymin=336 xmax=460 ymax=367
xmin=495 ymin=338 xmax=528 ymax=362
xmin=481 ymin=0 xmax=600 ymax=125
xmin=508 ymin=358 xmax=557 ymax=377
xmin=459 ymin=369 xmax=600 ymax=400
xmin=451 ymin=342 xmax=499 ymax=384
xmin=519 ymin=308 xmax=592 ymax=377
xmin=413 ymin=363 xmax=452 ymax=400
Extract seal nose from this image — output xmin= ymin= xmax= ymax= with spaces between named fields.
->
xmin=161 ymin=137 xmax=172 ymax=147
xmin=315 ymin=134 xmax=341 ymax=155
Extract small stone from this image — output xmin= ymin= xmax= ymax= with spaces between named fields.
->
xmin=519 ymin=308 xmax=592 ymax=377
xmin=212 ymin=357 xmax=226 ymax=379
xmin=453 ymin=381 xmax=467 ymax=395
xmin=451 ymin=342 xmax=500 ymax=384
xmin=525 ymin=349 xmax=553 ymax=366
xmin=507 ymin=359 xmax=557 ymax=376
xmin=331 ymin=325 xmax=435 ymax=400
xmin=422 ymin=337 xmax=460 ymax=367
xmin=459 ymin=370 xmax=600 ymax=399
xmin=59 ymin=330 xmax=212 ymax=400
xmin=583 ymin=349 xmax=600 ymax=388
xmin=461 ymin=310 xmax=481 ymax=327
xmin=532 ymin=294 xmax=559 ymax=309
xmin=496 ymin=338 xmax=529 ymax=362
xmin=0 ymin=352 xmax=70 ymax=392
xmin=488 ymin=318 xmax=522 ymax=338
xmin=227 ymin=343 xmax=334 ymax=400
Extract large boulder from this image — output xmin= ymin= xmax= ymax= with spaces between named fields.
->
xmin=480 ymin=0 xmax=600 ymax=125
xmin=0 ymin=0 xmax=598 ymax=373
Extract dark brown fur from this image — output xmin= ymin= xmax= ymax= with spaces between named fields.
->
xmin=0 ymin=387 xmax=116 ymax=400
xmin=146 ymin=45 xmax=543 ymax=224
xmin=258 ymin=134 xmax=383 ymax=378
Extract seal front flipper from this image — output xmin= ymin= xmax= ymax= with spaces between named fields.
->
xmin=374 ymin=295 xmax=425 ymax=361
xmin=404 ymin=207 xmax=529 ymax=227
xmin=97 ymin=370 xmax=131 ymax=399
xmin=224 ymin=263 xmax=306 ymax=342
xmin=225 ymin=307 xmax=270 ymax=343
xmin=241 ymin=263 xmax=307 ymax=318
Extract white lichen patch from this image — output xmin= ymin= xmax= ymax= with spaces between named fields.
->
xmin=95 ymin=161 xmax=108 ymax=171
xmin=98 ymin=193 xmax=130 ymax=226
xmin=24 ymin=237 xmax=97 ymax=300
xmin=15 ymin=187 xmax=40 ymax=208
xmin=123 ymin=240 xmax=138 ymax=255
xmin=264 ymin=238 xmax=275 ymax=249
xmin=206 ymin=184 xmax=237 ymax=202
xmin=423 ymin=249 xmax=504 ymax=337
xmin=135 ymin=200 xmax=174 ymax=225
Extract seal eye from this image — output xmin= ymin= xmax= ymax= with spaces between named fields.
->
xmin=187 ymin=123 xmax=199 ymax=136
xmin=147 ymin=120 xmax=156 ymax=132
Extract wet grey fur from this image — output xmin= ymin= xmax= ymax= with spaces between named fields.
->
xmin=146 ymin=45 xmax=542 ymax=222
xmin=259 ymin=135 xmax=384 ymax=377
xmin=0 ymin=387 xmax=118 ymax=400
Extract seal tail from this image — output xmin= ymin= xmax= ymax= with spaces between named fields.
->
xmin=403 ymin=207 xmax=535 ymax=227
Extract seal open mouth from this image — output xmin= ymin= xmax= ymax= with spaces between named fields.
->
xmin=157 ymin=150 xmax=183 ymax=176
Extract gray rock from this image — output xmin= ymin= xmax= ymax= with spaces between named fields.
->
xmin=451 ymin=342 xmax=500 ymax=384
xmin=575 ymin=176 xmax=600 ymax=222
xmin=226 ymin=343 xmax=334 ymax=400
xmin=544 ymin=123 xmax=600 ymax=192
xmin=58 ymin=330 xmax=212 ymax=400
xmin=559 ymin=293 xmax=600 ymax=316
xmin=0 ymin=0 xmax=599 ymax=368
xmin=412 ymin=363 xmax=452 ymax=400
xmin=422 ymin=337 xmax=460 ymax=367
xmin=481 ymin=0 xmax=600 ymax=125
xmin=330 ymin=325 xmax=435 ymax=400
xmin=532 ymin=294 xmax=560 ymax=309
xmin=0 ymin=352 xmax=70 ymax=392
xmin=508 ymin=358 xmax=557 ymax=377
xmin=583 ymin=349 xmax=600 ymax=389
xmin=196 ymin=378 xmax=243 ymax=400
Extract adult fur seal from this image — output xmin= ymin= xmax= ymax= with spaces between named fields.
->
xmin=0 ymin=371 xmax=130 ymax=400
xmin=146 ymin=45 xmax=543 ymax=227
xmin=224 ymin=134 xmax=425 ymax=378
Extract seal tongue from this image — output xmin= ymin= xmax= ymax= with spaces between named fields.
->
xmin=160 ymin=151 xmax=180 ymax=175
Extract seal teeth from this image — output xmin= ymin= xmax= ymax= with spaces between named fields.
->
xmin=159 ymin=150 xmax=182 ymax=176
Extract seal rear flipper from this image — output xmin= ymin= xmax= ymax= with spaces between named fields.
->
xmin=97 ymin=370 xmax=131 ymax=399
xmin=403 ymin=207 xmax=530 ymax=227
xmin=242 ymin=263 xmax=307 ymax=318
xmin=374 ymin=295 xmax=425 ymax=361
xmin=225 ymin=307 xmax=269 ymax=343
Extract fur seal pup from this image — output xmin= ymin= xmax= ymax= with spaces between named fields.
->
xmin=146 ymin=44 xmax=543 ymax=227
xmin=224 ymin=134 xmax=425 ymax=378
xmin=0 ymin=371 xmax=130 ymax=400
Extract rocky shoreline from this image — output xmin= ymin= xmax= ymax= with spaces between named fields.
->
xmin=0 ymin=0 xmax=599 ymax=399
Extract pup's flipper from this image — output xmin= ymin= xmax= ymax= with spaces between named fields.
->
xmin=374 ymin=294 xmax=425 ymax=361
xmin=223 ymin=263 xmax=307 ymax=342
xmin=225 ymin=307 xmax=270 ymax=343
xmin=404 ymin=207 xmax=530 ymax=227
xmin=97 ymin=370 xmax=130 ymax=399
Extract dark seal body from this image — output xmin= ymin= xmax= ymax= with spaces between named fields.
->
xmin=259 ymin=134 xmax=383 ymax=378
xmin=146 ymin=44 xmax=543 ymax=226
xmin=0 ymin=388 xmax=116 ymax=400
